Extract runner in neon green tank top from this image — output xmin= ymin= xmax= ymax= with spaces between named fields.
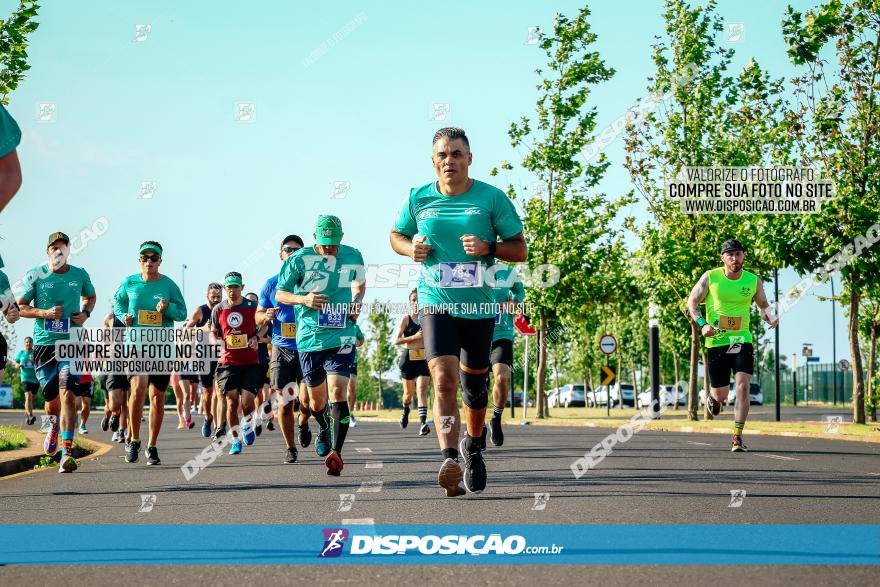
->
xmin=687 ymin=239 xmax=778 ymax=452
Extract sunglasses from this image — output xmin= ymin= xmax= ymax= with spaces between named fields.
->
xmin=140 ymin=254 xmax=161 ymax=262
xmin=281 ymin=246 xmax=301 ymax=254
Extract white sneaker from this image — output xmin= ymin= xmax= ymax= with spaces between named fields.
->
xmin=350 ymin=414 xmax=358 ymax=428
xmin=59 ymin=453 xmax=78 ymax=473
xmin=78 ymin=424 xmax=88 ymax=435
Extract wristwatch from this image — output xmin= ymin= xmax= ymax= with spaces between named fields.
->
xmin=488 ymin=241 xmax=497 ymax=255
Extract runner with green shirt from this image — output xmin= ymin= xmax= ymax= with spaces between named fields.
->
xmin=346 ymin=323 xmax=365 ymax=428
xmin=0 ymin=254 xmax=21 ymax=387
xmin=687 ymin=239 xmax=778 ymax=452
xmin=114 ymin=240 xmax=187 ymax=465
xmin=488 ymin=264 xmax=525 ymax=447
xmin=12 ymin=337 xmax=39 ymax=425
xmin=16 ymin=232 xmax=96 ymax=473
xmin=0 ymin=103 xmax=22 ymax=212
xmin=390 ymin=127 xmax=527 ymax=496
xmin=275 ymin=215 xmax=366 ymax=476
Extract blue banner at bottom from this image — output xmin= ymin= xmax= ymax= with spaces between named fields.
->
xmin=0 ymin=524 xmax=877 ymax=565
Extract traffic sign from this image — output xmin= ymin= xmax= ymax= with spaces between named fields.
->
xmin=806 ymin=356 xmax=820 ymax=363
xmin=601 ymin=365 xmax=616 ymax=386
xmin=599 ymin=333 xmax=617 ymax=355
xmin=838 ymin=359 xmax=850 ymax=372
xmin=514 ymin=314 xmax=538 ymax=336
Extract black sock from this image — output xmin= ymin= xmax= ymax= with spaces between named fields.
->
xmin=330 ymin=401 xmax=350 ymax=454
xmin=418 ymin=406 xmax=427 ymax=424
xmin=403 ymin=402 xmax=411 ymax=412
xmin=492 ymin=405 xmax=504 ymax=418
xmin=441 ymin=447 xmax=458 ymax=461
xmin=313 ymin=406 xmax=330 ymax=431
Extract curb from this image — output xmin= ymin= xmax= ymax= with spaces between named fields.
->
xmin=1 ymin=434 xmax=114 ymax=480
xmin=358 ymin=416 xmax=880 ymax=444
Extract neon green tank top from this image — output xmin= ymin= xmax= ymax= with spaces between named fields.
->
xmin=704 ymin=267 xmax=757 ymax=348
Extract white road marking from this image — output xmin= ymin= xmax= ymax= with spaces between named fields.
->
xmin=358 ymin=481 xmax=383 ymax=493
xmin=687 ymin=441 xmax=712 ymax=446
xmin=755 ymin=453 xmax=800 ymax=461
xmin=365 ymin=462 xmax=383 ymax=469
xmin=355 ymin=447 xmax=372 ymax=453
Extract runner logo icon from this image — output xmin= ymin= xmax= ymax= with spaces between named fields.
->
xmin=319 ymin=528 xmax=349 ymax=558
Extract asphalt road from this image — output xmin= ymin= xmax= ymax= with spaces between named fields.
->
xmin=0 ymin=410 xmax=878 ymax=584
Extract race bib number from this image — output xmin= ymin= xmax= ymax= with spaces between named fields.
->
xmin=718 ymin=314 xmax=743 ymax=330
xmin=438 ymin=262 xmax=482 ymax=288
xmin=45 ymin=318 xmax=69 ymax=333
xmin=409 ymin=348 xmax=426 ymax=361
xmin=495 ymin=313 xmax=504 ymax=325
xmin=318 ymin=309 xmax=347 ymax=329
xmin=138 ymin=310 xmax=163 ymax=326
xmin=281 ymin=322 xmax=297 ymax=338
xmin=226 ymin=334 xmax=248 ymax=349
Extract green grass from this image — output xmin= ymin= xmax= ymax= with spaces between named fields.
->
xmin=0 ymin=425 xmax=29 ymax=452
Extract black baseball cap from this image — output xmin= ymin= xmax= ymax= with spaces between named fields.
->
xmin=721 ymin=239 xmax=745 ymax=254
xmin=280 ymin=234 xmax=304 ymax=249
xmin=47 ymin=232 xmax=70 ymax=248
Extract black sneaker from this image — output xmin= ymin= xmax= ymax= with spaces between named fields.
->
xmin=284 ymin=446 xmax=298 ymax=464
xmin=214 ymin=424 xmax=227 ymax=440
xmin=706 ymin=395 xmax=721 ymax=418
xmin=255 ymin=423 xmax=263 ymax=437
xmin=126 ymin=440 xmax=141 ymax=463
xmin=26 ymin=414 xmax=36 ymax=426
xmin=100 ymin=413 xmax=110 ymax=431
xmin=145 ymin=446 xmax=160 ymax=465
xmin=298 ymin=422 xmax=312 ymax=448
xmin=418 ymin=423 xmax=431 ymax=436
xmin=459 ymin=435 xmax=487 ymax=493
xmin=267 ymin=420 xmax=275 ymax=431
xmin=489 ymin=415 xmax=504 ymax=447
xmin=399 ymin=406 xmax=410 ymax=429
xmin=108 ymin=413 xmax=120 ymax=432
xmin=479 ymin=425 xmax=488 ymax=451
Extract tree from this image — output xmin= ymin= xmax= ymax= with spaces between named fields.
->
xmin=782 ymin=0 xmax=880 ymax=423
xmin=364 ymin=303 xmax=397 ymax=410
xmin=625 ymin=0 xmax=790 ymax=420
xmin=493 ymin=6 xmax=631 ymax=419
xmin=0 ymin=1 xmax=40 ymax=105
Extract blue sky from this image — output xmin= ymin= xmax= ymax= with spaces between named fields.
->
xmin=0 ymin=0 xmax=850 ymax=365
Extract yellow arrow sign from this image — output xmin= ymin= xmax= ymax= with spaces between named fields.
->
xmin=601 ymin=365 xmax=616 ymax=386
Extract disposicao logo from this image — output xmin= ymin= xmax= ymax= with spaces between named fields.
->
xmin=319 ymin=528 xmax=349 ymax=558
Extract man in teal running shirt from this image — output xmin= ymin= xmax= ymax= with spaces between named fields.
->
xmin=11 ymin=336 xmax=39 ymax=425
xmin=114 ymin=240 xmax=187 ymax=466
xmin=390 ymin=128 xmax=527 ymax=497
xmin=276 ymin=215 xmax=366 ymax=476
xmin=17 ymin=232 xmax=96 ymax=473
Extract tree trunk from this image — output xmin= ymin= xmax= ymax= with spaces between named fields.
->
xmin=631 ymin=360 xmax=639 ymax=407
xmin=377 ymin=376 xmax=384 ymax=410
xmin=849 ymin=284 xmax=866 ymax=424
xmin=702 ymin=350 xmax=711 ymax=421
xmin=536 ymin=315 xmax=548 ymax=419
xmin=672 ymin=348 xmax=681 ymax=411
xmin=588 ymin=366 xmax=597 ymax=407
xmin=868 ymin=322 xmax=878 ymax=423
xmin=688 ymin=322 xmax=699 ymax=421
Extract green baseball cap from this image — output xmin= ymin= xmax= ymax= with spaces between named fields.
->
xmin=224 ymin=272 xmax=243 ymax=287
xmin=315 ymin=215 xmax=343 ymax=246
xmin=138 ymin=242 xmax=163 ymax=256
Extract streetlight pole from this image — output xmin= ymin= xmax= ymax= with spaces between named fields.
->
xmin=831 ymin=276 xmax=837 ymax=405
xmin=774 ymin=268 xmax=781 ymax=422
xmin=181 ymin=264 xmax=187 ymax=299
xmin=649 ymin=303 xmax=660 ymax=419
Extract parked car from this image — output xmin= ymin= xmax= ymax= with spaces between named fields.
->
xmin=700 ymin=382 xmax=764 ymax=407
xmin=555 ymin=384 xmax=587 ymax=408
xmin=511 ymin=390 xmax=534 ymax=408
xmin=594 ymin=383 xmax=635 ymax=407
xmin=637 ymin=384 xmax=682 ymax=408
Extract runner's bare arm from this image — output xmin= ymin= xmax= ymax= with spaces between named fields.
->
xmin=754 ymin=278 xmax=779 ymax=328
xmin=461 ymin=232 xmax=527 ymax=263
xmin=392 ymin=316 xmax=409 ymax=346
xmin=349 ymin=280 xmax=365 ymax=322
xmin=183 ymin=306 xmax=203 ymax=328
xmin=687 ymin=272 xmax=709 ymax=324
xmin=390 ymin=230 xmax=432 ymax=262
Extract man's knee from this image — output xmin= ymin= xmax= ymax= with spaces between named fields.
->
xmin=460 ymin=369 xmax=489 ymax=410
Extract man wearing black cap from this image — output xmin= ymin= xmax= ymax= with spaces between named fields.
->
xmin=16 ymin=232 xmax=96 ymax=472
xmin=687 ymin=238 xmax=778 ymax=452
